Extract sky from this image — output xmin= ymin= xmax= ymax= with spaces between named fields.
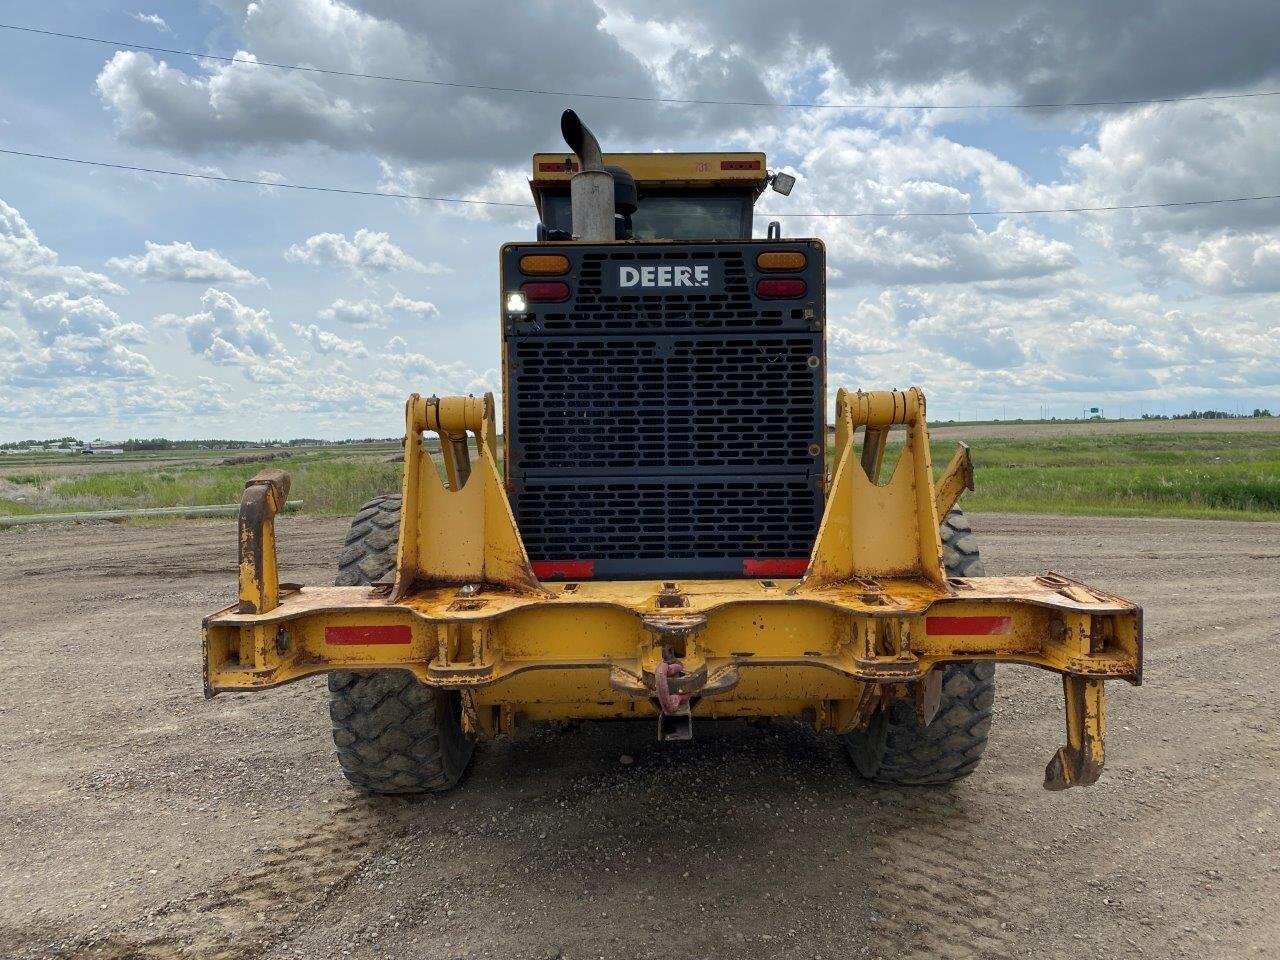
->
xmin=1 ymin=0 xmax=1278 ymax=442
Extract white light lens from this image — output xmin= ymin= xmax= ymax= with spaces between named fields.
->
xmin=506 ymin=292 xmax=528 ymax=313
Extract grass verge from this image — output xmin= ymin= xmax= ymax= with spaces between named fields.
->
xmin=939 ymin=432 xmax=1280 ymax=520
xmin=2 ymin=428 xmax=1278 ymax=522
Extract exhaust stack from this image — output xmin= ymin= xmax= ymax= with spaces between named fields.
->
xmin=560 ymin=110 xmax=615 ymax=241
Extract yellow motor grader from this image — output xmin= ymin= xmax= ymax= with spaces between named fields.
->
xmin=203 ymin=112 xmax=1142 ymax=794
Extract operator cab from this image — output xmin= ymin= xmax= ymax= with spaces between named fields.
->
xmin=530 ymin=152 xmax=792 ymax=241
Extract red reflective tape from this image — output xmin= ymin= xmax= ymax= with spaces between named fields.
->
xmin=743 ymin=558 xmax=809 ymax=577
xmin=925 ymin=616 xmax=1013 ymax=636
xmin=532 ymin=560 xmax=595 ymax=580
xmin=538 ymin=160 xmax=579 ymax=172
xmin=325 ymin=625 xmax=412 ymax=646
xmin=721 ymin=159 xmax=762 ymax=170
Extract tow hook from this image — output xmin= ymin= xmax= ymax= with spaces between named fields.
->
xmin=655 ymin=648 xmax=693 ymax=741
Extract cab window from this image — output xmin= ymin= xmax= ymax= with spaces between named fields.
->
xmin=540 ymin=191 xmax=752 ymax=240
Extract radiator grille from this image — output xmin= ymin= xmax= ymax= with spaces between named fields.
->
xmin=514 ymin=476 xmax=822 ymax=563
xmin=509 ymin=334 xmax=822 ymax=471
xmin=502 ymin=240 xmax=825 ymax=578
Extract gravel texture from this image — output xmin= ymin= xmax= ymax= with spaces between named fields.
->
xmin=0 ymin=512 xmax=1277 ymax=959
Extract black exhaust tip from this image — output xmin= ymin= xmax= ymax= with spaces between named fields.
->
xmin=560 ymin=109 xmax=603 ymax=171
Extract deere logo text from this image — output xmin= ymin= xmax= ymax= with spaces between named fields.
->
xmin=617 ymin=264 xmax=710 ymax=288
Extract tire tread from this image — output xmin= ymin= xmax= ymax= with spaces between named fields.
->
xmin=328 ymin=495 xmax=473 ymax=794
xmin=843 ymin=507 xmax=996 ymax=785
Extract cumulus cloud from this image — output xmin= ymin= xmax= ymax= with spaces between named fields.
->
xmin=0 ymin=198 xmax=155 ymax=389
xmin=158 ymin=288 xmax=299 ymax=382
xmin=96 ymin=48 xmax=367 ymax=155
xmin=0 ymin=289 xmax=154 ymax=385
xmin=632 ymin=1 xmax=1280 ymax=110
xmin=0 ymin=199 xmax=126 ymax=296
xmin=1064 ymin=100 xmax=1280 ymax=224
xmin=1163 ymin=233 xmax=1280 ymax=293
xmin=785 ymin=126 xmax=1077 ymax=285
xmin=315 ymin=291 xmax=442 ymax=328
xmin=830 ymin=283 xmax=1280 ymax=416
xmin=318 ymin=298 xmax=387 ymax=328
xmin=107 ymin=240 xmax=265 ymax=285
xmin=386 ymin=292 xmax=440 ymax=318
xmin=291 ymin=322 xmax=368 ymax=357
xmin=285 ymin=229 xmax=440 ymax=279
xmin=98 ymin=1 xmax=1280 ymax=183
xmin=92 ymin=0 xmax=770 ymax=192
xmin=382 ymin=350 xmax=499 ymax=397
xmin=974 ymin=97 xmax=1280 ymax=275
xmin=0 ymin=376 xmax=235 ymax=429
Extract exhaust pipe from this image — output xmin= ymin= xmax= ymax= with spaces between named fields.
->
xmin=560 ymin=109 xmax=615 ymax=241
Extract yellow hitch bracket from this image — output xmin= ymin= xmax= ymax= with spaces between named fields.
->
xmin=394 ymin=392 xmax=549 ymax=600
xmin=797 ymin=387 xmax=947 ymax=592
xmin=934 ymin=442 xmax=975 ymax=522
xmin=1045 ymin=674 xmax=1106 ymax=790
xmin=237 ymin=468 xmax=291 ymax=614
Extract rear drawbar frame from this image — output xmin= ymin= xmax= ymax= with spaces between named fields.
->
xmin=203 ymin=387 xmax=1141 ymax=791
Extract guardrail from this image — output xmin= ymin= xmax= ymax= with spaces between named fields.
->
xmin=0 ymin=500 xmax=303 ymax=528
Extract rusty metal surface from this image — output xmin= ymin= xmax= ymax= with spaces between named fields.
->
xmin=394 ymin=392 xmax=548 ymax=601
xmin=1044 ymin=674 xmax=1107 ymax=790
xmin=205 ymin=573 xmax=1141 ymax=694
xmin=799 ymin=387 xmax=947 ymax=591
xmin=235 ymin=468 xmax=291 ymax=615
xmin=935 ymin=442 xmax=975 ymax=520
xmin=211 ymin=384 xmax=1145 ymax=789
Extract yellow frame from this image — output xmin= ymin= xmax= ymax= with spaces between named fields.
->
xmin=204 ymin=387 xmax=1141 ymax=790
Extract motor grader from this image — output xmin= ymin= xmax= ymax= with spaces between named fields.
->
xmin=203 ymin=112 xmax=1142 ymax=794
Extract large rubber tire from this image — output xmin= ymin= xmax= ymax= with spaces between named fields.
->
xmin=843 ymin=508 xmax=996 ymax=785
xmin=328 ymin=495 xmax=475 ymax=794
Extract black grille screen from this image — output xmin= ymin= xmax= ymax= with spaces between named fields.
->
xmin=503 ymin=240 xmax=825 ymax=579
xmin=509 ymin=335 xmax=821 ymax=471
xmin=514 ymin=477 xmax=821 ymax=577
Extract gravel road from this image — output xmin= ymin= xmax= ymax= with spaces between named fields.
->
xmin=1 ymin=513 xmax=1276 ymax=960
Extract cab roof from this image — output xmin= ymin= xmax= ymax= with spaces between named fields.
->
xmin=530 ymin=152 xmax=769 ymax=198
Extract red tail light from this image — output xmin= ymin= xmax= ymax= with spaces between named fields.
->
xmin=521 ymin=281 xmax=570 ymax=302
xmin=756 ymin=278 xmax=807 ymax=299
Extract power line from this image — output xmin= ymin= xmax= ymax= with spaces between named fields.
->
xmin=764 ymin=194 xmax=1280 ymax=217
xmin=3 ymin=146 xmax=1279 ymax=217
xmin=0 ymin=148 xmax=535 ymax=207
xmin=4 ymin=22 xmax=1280 ymax=113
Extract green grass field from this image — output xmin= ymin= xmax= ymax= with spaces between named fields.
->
xmin=2 ymin=426 xmax=1278 ymax=522
xmin=938 ymin=432 xmax=1280 ymax=520
xmin=0 ymin=446 xmax=403 ymax=518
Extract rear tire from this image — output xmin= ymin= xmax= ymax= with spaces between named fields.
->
xmin=328 ymin=495 xmax=475 ymax=794
xmin=843 ymin=508 xmax=996 ymax=785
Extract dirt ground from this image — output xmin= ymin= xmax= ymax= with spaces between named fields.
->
xmin=1 ymin=513 xmax=1277 ymax=960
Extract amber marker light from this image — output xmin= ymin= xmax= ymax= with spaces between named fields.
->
xmin=756 ymin=251 xmax=807 ymax=271
xmin=520 ymin=254 xmax=571 ymax=275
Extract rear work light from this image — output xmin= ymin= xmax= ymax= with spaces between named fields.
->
xmin=521 ymin=281 xmax=571 ymax=302
xmin=756 ymin=278 xmax=807 ymax=299
xmin=756 ymin=250 xmax=807 ymax=271
xmin=520 ymin=254 xmax=570 ymax=275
